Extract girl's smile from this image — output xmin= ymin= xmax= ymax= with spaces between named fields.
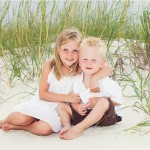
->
xmin=59 ymin=40 xmax=79 ymax=67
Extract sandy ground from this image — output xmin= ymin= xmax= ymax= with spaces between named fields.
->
xmin=0 ymin=77 xmax=150 ymax=150
xmin=0 ymin=40 xmax=150 ymax=150
xmin=0 ymin=95 xmax=150 ymax=150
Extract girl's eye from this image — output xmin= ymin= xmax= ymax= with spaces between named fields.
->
xmin=63 ymin=49 xmax=68 ymax=53
xmin=63 ymin=49 xmax=68 ymax=51
xmin=73 ymin=50 xmax=78 ymax=53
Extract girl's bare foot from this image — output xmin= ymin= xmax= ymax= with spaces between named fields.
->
xmin=2 ymin=123 xmax=15 ymax=131
xmin=0 ymin=120 xmax=5 ymax=128
xmin=59 ymin=126 xmax=71 ymax=138
xmin=61 ymin=125 xmax=84 ymax=140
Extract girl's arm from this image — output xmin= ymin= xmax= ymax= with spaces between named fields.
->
xmin=39 ymin=60 xmax=80 ymax=103
xmin=90 ymin=61 xmax=113 ymax=92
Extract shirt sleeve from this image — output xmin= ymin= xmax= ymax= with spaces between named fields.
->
xmin=100 ymin=77 xmax=123 ymax=105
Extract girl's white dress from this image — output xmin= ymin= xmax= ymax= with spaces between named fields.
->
xmin=14 ymin=68 xmax=78 ymax=132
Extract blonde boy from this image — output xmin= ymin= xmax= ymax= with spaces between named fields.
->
xmin=57 ymin=37 xmax=123 ymax=140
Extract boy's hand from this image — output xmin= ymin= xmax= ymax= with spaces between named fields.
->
xmin=77 ymin=104 xmax=87 ymax=116
xmin=86 ymin=97 xmax=99 ymax=108
xmin=66 ymin=94 xmax=81 ymax=104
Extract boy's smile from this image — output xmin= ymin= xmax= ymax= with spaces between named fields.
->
xmin=79 ymin=46 xmax=104 ymax=75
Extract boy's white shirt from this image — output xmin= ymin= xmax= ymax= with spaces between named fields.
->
xmin=73 ymin=73 xmax=123 ymax=115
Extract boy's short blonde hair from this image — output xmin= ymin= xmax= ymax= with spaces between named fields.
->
xmin=79 ymin=37 xmax=107 ymax=59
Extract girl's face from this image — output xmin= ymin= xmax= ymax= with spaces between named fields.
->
xmin=59 ymin=40 xmax=79 ymax=67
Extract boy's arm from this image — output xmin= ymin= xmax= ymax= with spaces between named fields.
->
xmin=71 ymin=103 xmax=80 ymax=112
xmin=71 ymin=103 xmax=87 ymax=116
xmin=90 ymin=61 xmax=113 ymax=92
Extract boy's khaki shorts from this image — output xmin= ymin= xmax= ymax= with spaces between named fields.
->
xmin=70 ymin=98 xmax=122 ymax=126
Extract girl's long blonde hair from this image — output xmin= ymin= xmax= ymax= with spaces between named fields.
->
xmin=50 ymin=28 xmax=83 ymax=80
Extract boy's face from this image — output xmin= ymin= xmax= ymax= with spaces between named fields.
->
xmin=79 ymin=46 xmax=104 ymax=75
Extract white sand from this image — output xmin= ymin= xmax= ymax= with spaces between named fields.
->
xmin=0 ymin=94 xmax=150 ymax=150
xmin=0 ymin=41 xmax=150 ymax=150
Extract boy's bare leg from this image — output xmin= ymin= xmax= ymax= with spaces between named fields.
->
xmin=62 ymin=98 xmax=109 ymax=140
xmin=2 ymin=120 xmax=53 ymax=136
xmin=57 ymin=103 xmax=72 ymax=138
xmin=0 ymin=112 xmax=35 ymax=128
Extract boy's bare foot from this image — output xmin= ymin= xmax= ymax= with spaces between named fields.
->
xmin=59 ymin=126 xmax=71 ymax=138
xmin=2 ymin=123 xmax=14 ymax=131
xmin=61 ymin=125 xmax=84 ymax=140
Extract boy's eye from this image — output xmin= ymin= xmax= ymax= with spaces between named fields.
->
xmin=83 ymin=59 xmax=87 ymax=61
xmin=92 ymin=59 xmax=97 ymax=62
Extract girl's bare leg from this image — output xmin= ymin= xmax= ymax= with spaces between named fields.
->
xmin=2 ymin=120 xmax=53 ymax=136
xmin=62 ymin=98 xmax=109 ymax=140
xmin=0 ymin=120 xmax=5 ymax=128
xmin=0 ymin=112 xmax=35 ymax=128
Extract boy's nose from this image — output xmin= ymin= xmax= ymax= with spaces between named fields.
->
xmin=87 ymin=61 xmax=92 ymax=66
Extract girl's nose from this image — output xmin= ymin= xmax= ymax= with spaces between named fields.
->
xmin=68 ymin=52 xmax=73 ymax=58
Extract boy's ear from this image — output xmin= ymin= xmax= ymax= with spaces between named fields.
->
xmin=101 ymin=59 xmax=107 ymax=67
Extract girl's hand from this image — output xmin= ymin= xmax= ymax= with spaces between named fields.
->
xmin=77 ymin=104 xmax=87 ymax=116
xmin=65 ymin=94 xmax=81 ymax=104
xmin=86 ymin=97 xmax=100 ymax=108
